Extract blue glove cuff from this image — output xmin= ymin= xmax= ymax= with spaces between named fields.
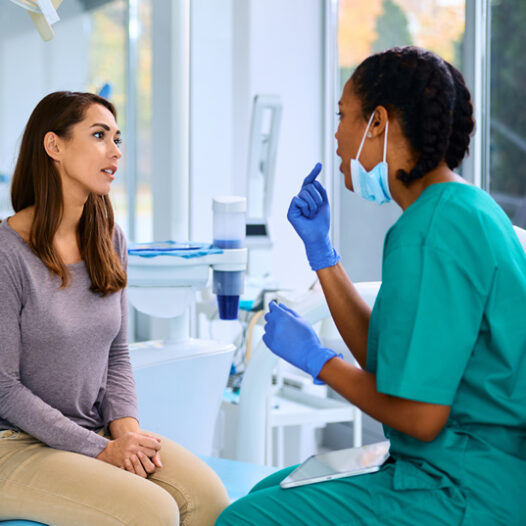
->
xmin=310 ymin=347 xmax=342 ymax=385
xmin=305 ymin=240 xmax=340 ymax=271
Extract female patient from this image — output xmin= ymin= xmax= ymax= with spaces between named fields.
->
xmin=217 ymin=46 xmax=526 ymax=525
xmin=0 ymin=91 xmax=229 ymax=525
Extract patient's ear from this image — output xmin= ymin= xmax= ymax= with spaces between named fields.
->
xmin=43 ymin=131 xmax=62 ymax=161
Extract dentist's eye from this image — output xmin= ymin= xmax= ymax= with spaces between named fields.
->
xmin=114 ymin=138 xmax=122 ymax=146
xmin=93 ymin=131 xmax=105 ymax=139
xmin=336 ymin=111 xmax=342 ymax=120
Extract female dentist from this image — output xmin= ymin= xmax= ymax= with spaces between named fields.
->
xmin=216 ymin=46 xmax=526 ymax=525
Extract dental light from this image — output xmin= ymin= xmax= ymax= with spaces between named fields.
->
xmin=8 ymin=0 xmax=63 ymax=41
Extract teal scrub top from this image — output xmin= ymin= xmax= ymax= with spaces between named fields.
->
xmin=366 ymin=183 xmax=526 ymax=523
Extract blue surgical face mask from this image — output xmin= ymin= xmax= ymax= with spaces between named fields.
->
xmin=350 ymin=113 xmax=391 ymax=205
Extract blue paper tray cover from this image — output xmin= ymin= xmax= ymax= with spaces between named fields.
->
xmin=128 ymin=240 xmax=223 ymax=258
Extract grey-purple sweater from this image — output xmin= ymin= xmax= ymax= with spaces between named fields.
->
xmin=0 ymin=219 xmax=138 ymax=457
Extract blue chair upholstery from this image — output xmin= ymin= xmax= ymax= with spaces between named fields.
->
xmin=0 ymin=456 xmax=277 ymax=524
xmin=199 ymin=455 xmax=277 ymax=502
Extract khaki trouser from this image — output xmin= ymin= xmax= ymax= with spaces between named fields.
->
xmin=0 ymin=429 xmax=229 ymax=526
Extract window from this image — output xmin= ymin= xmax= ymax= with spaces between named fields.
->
xmin=85 ymin=0 xmax=129 ymax=232
xmin=489 ymin=0 xmax=526 ymax=228
xmin=0 ymin=0 xmax=153 ymax=240
xmin=338 ymin=0 xmax=466 ymax=92
xmin=86 ymin=0 xmax=153 ymax=241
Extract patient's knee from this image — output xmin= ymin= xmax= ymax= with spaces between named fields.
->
xmin=123 ymin=482 xmax=180 ymax=526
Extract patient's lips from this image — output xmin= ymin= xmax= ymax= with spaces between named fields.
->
xmin=101 ymin=165 xmax=117 ymax=180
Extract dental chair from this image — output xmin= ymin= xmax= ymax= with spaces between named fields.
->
xmin=4 ymin=225 xmax=525 ymax=525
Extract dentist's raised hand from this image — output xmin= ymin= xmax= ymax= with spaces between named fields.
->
xmin=262 ymin=301 xmax=342 ymax=384
xmin=287 ymin=163 xmax=340 ymax=271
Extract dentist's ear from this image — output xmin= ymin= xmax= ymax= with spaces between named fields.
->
xmin=43 ymin=131 xmax=62 ymax=161
xmin=370 ymin=106 xmax=389 ymax=138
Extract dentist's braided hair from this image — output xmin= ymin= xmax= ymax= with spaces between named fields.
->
xmin=351 ymin=46 xmax=474 ymax=186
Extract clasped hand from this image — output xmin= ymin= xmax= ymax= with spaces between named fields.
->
xmin=262 ymin=301 xmax=341 ymax=384
xmin=97 ymin=431 xmax=162 ymax=478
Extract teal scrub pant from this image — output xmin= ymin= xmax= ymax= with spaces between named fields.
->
xmin=215 ymin=462 xmax=467 ymax=526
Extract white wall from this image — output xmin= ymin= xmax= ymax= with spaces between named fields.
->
xmin=189 ymin=0 xmax=394 ymax=288
xmin=189 ymin=0 xmax=234 ymax=243
xmin=248 ymin=0 xmax=325 ymax=291
xmin=229 ymin=0 xmax=394 ymax=287
xmin=188 ymin=0 xmax=326 ymax=291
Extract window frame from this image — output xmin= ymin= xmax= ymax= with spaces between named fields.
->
xmin=462 ymin=0 xmax=491 ymax=190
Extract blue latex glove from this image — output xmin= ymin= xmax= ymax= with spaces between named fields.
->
xmin=287 ymin=163 xmax=340 ymax=271
xmin=262 ymin=301 xmax=342 ymax=385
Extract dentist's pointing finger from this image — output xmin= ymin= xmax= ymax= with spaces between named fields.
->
xmin=301 ymin=162 xmax=322 ymax=188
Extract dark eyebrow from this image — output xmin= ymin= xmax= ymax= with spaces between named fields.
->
xmin=338 ymin=101 xmax=341 ymax=106
xmin=90 ymin=123 xmax=121 ymax=135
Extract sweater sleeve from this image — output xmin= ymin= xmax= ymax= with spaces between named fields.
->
xmin=99 ymin=225 xmax=139 ymax=428
xmin=0 ymin=251 xmax=109 ymax=457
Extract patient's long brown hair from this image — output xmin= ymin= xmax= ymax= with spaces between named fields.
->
xmin=10 ymin=91 xmax=127 ymax=295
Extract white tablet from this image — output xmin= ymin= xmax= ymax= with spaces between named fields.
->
xmin=280 ymin=441 xmax=390 ymax=489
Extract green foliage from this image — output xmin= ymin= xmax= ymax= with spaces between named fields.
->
xmin=371 ymin=0 xmax=412 ymax=54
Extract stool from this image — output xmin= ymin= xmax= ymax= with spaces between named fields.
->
xmin=0 ymin=456 xmax=277 ymax=524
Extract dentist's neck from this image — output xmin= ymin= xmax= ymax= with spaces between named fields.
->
xmin=390 ymin=161 xmax=468 ymax=211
